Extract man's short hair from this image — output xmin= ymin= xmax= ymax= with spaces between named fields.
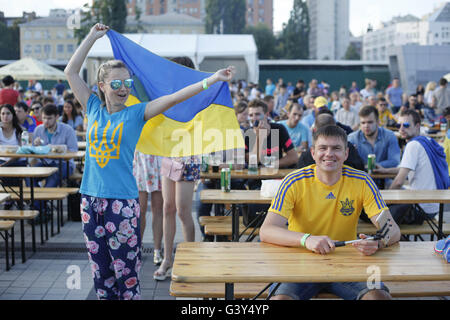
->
xmin=235 ymin=101 xmax=248 ymax=114
xmin=2 ymin=75 xmax=14 ymax=86
xmin=315 ymin=114 xmax=336 ymax=129
xmin=358 ymin=105 xmax=379 ymax=121
xmin=312 ymin=125 xmax=348 ymax=147
xmin=377 ymin=97 xmax=387 ymax=104
xmin=400 ymin=109 xmax=421 ymax=126
xmin=443 ymin=106 xmax=450 ymax=117
xmin=263 ymin=95 xmax=274 ymax=102
xmin=248 ymin=99 xmax=268 ymax=114
xmin=41 ymin=104 xmax=59 ymax=117
xmin=439 ymin=78 xmax=448 ymax=87
xmin=15 ymin=102 xmax=29 ymax=112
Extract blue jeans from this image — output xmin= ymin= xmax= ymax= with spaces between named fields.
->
xmin=270 ymin=281 xmax=390 ymax=300
xmin=33 ymin=160 xmax=73 ymax=187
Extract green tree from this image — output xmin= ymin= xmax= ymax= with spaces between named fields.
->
xmin=278 ymin=0 xmax=310 ymax=59
xmin=244 ymin=24 xmax=278 ymax=59
xmin=74 ymin=0 xmax=127 ymax=44
xmin=0 ymin=20 xmax=20 ymax=60
xmin=205 ymin=0 xmax=246 ymax=34
xmin=344 ymin=43 xmax=361 ymax=60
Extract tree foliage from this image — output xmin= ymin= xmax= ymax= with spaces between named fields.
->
xmin=344 ymin=43 xmax=361 ymax=60
xmin=244 ymin=24 xmax=278 ymax=59
xmin=0 ymin=20 xmax=20 ymax=60
xmin=75 ymin=0 xmax=127 ymax=44
xmin=205 ymin=0 xmax=246 ymax=34
xmin=277 ymin=0 xmax=310 ymax=59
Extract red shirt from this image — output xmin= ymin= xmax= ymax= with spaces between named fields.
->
xmin=0 ymin=88 xmax=19 ymax=105
xmin=32 ymin=115 xmax=42 ymax=126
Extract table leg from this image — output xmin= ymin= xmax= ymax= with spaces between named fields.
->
xmin=438 ymin=204 xmax=444 ymax=240
xmin=4 ymin=230 xmax=9 ymax=271
xmin=58 ymin=159 xmax=63 ymax=187
xmin=231 ymin=205 xmax=239 ymax=242
xmin=18 ymin=179 xmax=25 ymax=263
xmin=225 ymin=283 xmax=235 ymax=300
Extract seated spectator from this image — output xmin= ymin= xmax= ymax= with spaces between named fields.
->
xmin=31 ymin=104 xmax=78 ymax=188
xmin=262 ymin=95 xmax=277 ymax=121
xmin=335 ymin=97 xmax=359 ymax=131
xmin=60 ymin=100 xmax=83 ymax=132
xmin=316 ymin=107 xmax=353 ymax=135
xmin=307 ymin=79 xmax=324 ymax=98
xmin=0 ymin=76 xmax=19 ymax=106
xmin=302 ymin=96 xmax=327 ymax=129
xmin=274 ymin=83 xmax=290 ymax=116
xmin=14 ymin=102 xmax=37 ymax=133
xmin=297 ymin=113 xmax=364 ymax=171
xmin=291 ymin=80 xmax=305 ymax=103
xmin=30 ymin=102 xmax=43 ymax=126
xmin=235 ymin=101 xmax=249 ymax=131
xmin=350 ymin=91 xmax=363 ymax=113
xmin=375 ymin=110 xmax=449 ymax=224
xmin=376 ymin=98 xmax=396 ymax=127
xmin=348 ymin=105 xmax=400 ymax=172
xmin=0 ymin=104 xmax=27 ymax=188
xmin=278 ymin=102 xmax=309 ymax=152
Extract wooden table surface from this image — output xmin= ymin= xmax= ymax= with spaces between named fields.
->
xmin=0 ymin=167 xmax=58 ymax=178
xmin=0 ymin=151 xmax=85 ymax=160
xmin=172 ymin=241 xmax=450 ymax=284
xmin=200 ymin=189 xmax=450 ymax=205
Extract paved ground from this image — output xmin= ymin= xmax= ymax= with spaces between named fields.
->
xmin=0 ymin=199 xmax=203 ymax=300
xmin=0 ymin=201 xmax=448 ymax=300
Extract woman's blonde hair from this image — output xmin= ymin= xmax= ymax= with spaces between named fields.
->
xmin=96 ymin=60 xmax=130 ymax=105
xmin=425 ymin=81 xmax=436 ymax=93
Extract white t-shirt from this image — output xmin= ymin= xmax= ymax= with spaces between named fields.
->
xmin=0 ymin=128 xmax=19 ymax=162
xmin=335 ymin=108 xmax=359 ymax=128
xmin=399 ymin=139 xmax=439 ymax=214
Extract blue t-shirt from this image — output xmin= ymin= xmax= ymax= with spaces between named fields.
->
xmin=80 ymin=94 xmax=147 ymax=199
xmin=386 ymin=87 xmax=403 ymax=107
xmin=278 ymin=120 xmax=309 ymax=148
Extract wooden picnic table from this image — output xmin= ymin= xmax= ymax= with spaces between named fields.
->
xmin=0 ymin=151 xmax=85 ymax=186
xmin=0 ymin=167 xmax=58 ymax=262
xmin=172 ymin=241 xmax=450 ymax=300
xmin=200 ymin=189 xmax=450 ymax=241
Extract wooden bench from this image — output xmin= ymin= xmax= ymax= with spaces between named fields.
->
xmin=0 ymin=220 xmax=15 ymax=271
xmin=200 ymin=216 xmax=449 ymax=240
xmin=0 ymin=210 xmax=40 ymax=263
xmin=170 ymin=281 xmax=450 ymax=299
xmin=7 ymin=191 xmax=70 ymax=242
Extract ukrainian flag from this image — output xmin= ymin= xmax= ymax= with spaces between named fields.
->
xmin=107 ymin=30 xmax=244 ymax=157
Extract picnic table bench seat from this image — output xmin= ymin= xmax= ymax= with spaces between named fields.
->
xmin=170 ymin=281 xmax=450 ymax=299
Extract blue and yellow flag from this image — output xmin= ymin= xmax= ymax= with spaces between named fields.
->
xmin=107 ymin=30 xmax=244 ymax=157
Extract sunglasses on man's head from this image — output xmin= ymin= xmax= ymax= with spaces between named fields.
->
xmin=396 ymin=122 xmax=411 ymax=129
xmin=109 ymin=79 xmax=133 ymax=90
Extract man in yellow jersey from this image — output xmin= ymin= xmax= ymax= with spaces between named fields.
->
xmin=259 ymin=125 xmax=401 ymax=300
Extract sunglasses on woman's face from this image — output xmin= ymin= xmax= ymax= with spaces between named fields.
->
xmin=397 ymin=122 xmax=411 ymax=129
xmin=109 ymin=78 xmax=133 ymax=90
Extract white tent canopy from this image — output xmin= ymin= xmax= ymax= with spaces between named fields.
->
xmin=87 ymin=33 xmax=258 ymax=83
xmin=0 ymin=57 xmax=66 ymax=81
xmin=444 ymin=73 xmax=450 ymax=82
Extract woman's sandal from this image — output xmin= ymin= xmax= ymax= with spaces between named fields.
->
xmin=153 ymin=262 xmax=172 ymax=281
xmin=153 ymin=250 xmax=163 ymax=266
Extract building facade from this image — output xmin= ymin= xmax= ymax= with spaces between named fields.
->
xmin=306 ymin=0 xmax=350 ymax=60
xmin=125 ymin=0 xmax=273 ymax=31
xmin=18 ymin=9 xmax=77 ymax=65
xmin=126 ymin=12 xmax=205 ymax=34
xmin=362 ymin=3 xmax=450 ymax=61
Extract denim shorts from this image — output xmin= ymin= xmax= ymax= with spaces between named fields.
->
xmin=270 ymin=281 xmax=390 ymax=300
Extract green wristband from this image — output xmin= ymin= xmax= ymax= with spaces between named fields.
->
xmin=202 ymin=78 xmax=209 ymax=90
xmin=300 ymin=233 xmax=311 ymax=247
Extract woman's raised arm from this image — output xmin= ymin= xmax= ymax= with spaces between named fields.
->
xmin=64 ymin=23 xmax=109 ymax=111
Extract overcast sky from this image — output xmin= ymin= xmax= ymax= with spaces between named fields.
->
xmin=1 ymin=0 xmax=447 ymax=36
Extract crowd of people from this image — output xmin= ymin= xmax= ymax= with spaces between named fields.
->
xmin=0 ymin=74 xmax=85 ymax=191
xmin=1 ymin=22 xmax=450 ymax=300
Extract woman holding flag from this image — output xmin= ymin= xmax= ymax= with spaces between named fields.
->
xmin=64 ymin=23 xmax=234 ymax=300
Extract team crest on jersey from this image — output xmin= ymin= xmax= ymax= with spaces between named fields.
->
xmin=340 ymin=198 xmax=355 ymax=216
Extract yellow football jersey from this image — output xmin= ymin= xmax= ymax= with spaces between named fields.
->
xmin=268 ymin=164 xmax=387 ymax=241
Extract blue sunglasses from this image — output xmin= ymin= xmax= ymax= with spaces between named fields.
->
xmin=109 ymin=78 xmax=133 ymax=90
xmin=397 ymin=122 xmax=410 ymax=129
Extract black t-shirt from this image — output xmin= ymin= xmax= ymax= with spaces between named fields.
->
xmin=244 ymin=122 xmax=295 ymax=162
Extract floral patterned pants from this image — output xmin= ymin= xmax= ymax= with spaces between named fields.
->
xmin=81 ymin=195 xmax=142 ymax=300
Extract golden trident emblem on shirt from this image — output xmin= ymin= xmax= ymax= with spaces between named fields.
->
xmin=88 ymin=120 xmax=123 ymax=168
